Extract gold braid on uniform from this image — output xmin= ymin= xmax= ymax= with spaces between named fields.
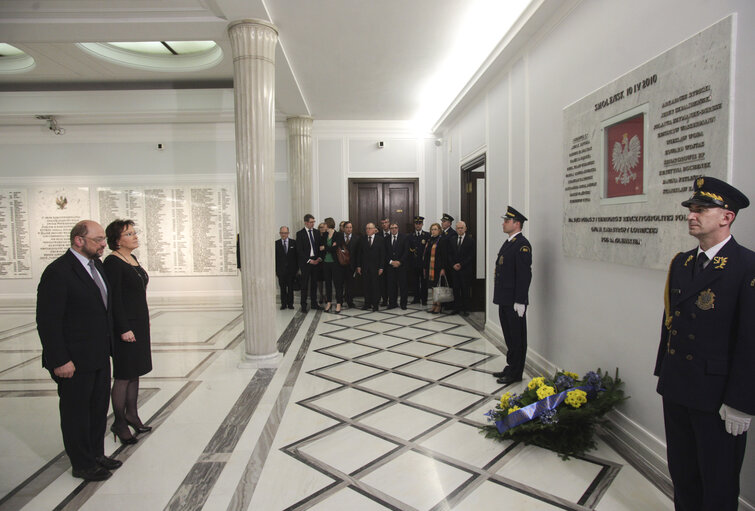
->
xmin=664 ymin=253 xmax=681 ymax=330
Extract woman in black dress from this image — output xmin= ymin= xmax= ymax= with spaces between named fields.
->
xmin=104 ymin=219 xmax=152 ymax=444
xmin=423 ymin=223 xmax=448 ymax=314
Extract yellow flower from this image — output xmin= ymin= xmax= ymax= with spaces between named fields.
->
xmin=563 ymin=371 xmax=580 ymax=380
xmin=499 ymin=391 xmax=512 ymax=408
xmin=536 ymin=385 xmax=556 ymax=400
xmin=565 ymin=389 xmax=588 ymax=408
xmin=507 ymin=406 xmax=520 ymax=414
xmin=527 ymin=377 xmax=546 ymax=390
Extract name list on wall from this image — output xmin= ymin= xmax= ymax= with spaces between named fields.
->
xmin=562 ymin=17 xmax=732 ymax=270
xmin=97 ymin=185 xmax=237 ymax=276
xmin=0 ymin=189 xmax=32 ymax=278
xmin=30 ymin=187 xmax=91 ymax=273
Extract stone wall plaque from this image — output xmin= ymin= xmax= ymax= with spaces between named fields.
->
xmin=562 ymin=16 xmax=732 ymax=270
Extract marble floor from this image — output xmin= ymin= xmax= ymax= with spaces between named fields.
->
xmin=0 ymin=301 xmax=673 ymax=511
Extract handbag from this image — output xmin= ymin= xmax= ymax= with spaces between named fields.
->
xmin=336 ymin=246 xmax=350 ymax=266
xmin=432 ymin=274 xmax=454 ymax=303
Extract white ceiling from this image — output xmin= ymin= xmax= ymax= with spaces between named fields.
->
xmin=0 ymin=0 xmax=536 ymax=126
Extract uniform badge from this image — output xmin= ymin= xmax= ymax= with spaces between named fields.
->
xmin=750 ymin=278 xmax=755 ymax=287
xmin=421 ymin=239 xmax=426 ymax=245
xmin=498 ymin=255 xmax=504 ymax=265
xmin=695 ymin=288 xmax=715 ymax=310
xmin=712 ymin=256 xmax=727 ymax=269
xmin=520 ymin=246 xmax=530 ymax=253
xmin=683 ymin=255 xmax=694 ymax=267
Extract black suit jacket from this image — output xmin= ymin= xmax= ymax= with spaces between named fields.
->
xmin=386 ymin=233 xmax=410 ymax=267
xmin=36 ymin=250 xmax=112 ymax=372
xmin=341 ymin=233 xmax=359 ymax=270
xmin=275 ymin=238 xmax=298 ymax=277
xmin=409 ymin=230 xmax=430 ymax=268
xmin=451 ymin=234 xmax=476 ymax=283
xmin=295 ymin=227 xmax=323 ymax=270
xmin=359 ymin=235 xmax=385 ymax=273
xmin=655 ymin=237 xmax=755 ymax=414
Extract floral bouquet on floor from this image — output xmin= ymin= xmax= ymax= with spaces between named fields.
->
xmin=481 ymin=368 xmax=627 ymax=459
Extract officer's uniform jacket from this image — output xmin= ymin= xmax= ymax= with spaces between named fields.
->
xmin=409 ymin=230 xmax=430 ymax=268
xmin=655 ymin=236 xmax=755 ymax=415
xmin=493 ymin=233 xmax=532 ymax=306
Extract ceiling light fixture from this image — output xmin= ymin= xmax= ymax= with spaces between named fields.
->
xmin=36 ymin=115 xmax=65 ymax=135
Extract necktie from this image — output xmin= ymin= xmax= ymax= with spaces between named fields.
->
xmin=88 ymin=259 xmax=107 ymax=306
xmin=392 ymin=235 xmax=396 ymax=247
xmin=369 ymin=236 xmax=373 ymax=247
xmin=694 ymin=252 xmax=708 ymax=276
xmin=346 ymin=235 xmax=350 ymax=243
xmin=457 ymin=236 xmax=462 ymax=248
xmin=283 ymin=240 xmax=287 ymax=254
xmin=308 ymin=229 xmax=315 ymax=257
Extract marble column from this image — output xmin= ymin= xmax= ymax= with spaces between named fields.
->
xmin=228 ymin=19 xmax=280 ymax=365
xmin=287 ymin=116 xmax=314 ymax=226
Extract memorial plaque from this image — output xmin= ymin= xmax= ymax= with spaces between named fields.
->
xmin=562 ymin=16 xmax=732 ymax=270
xmin=0 ymin=189 xmax=32 ymax=279
xmin=31 ymin=186 xmax=91 ymax=272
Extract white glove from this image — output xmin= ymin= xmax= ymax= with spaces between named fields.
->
xmin=719 ymin=404 xmax=751 ymax=436
xmin=513 ymin=303 xmax=526 ymax=318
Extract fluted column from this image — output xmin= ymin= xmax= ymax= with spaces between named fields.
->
xmin=228 ymin=19 xmax=279 ymax=365
xmin=287 ymin=116 xmax=314 ymax=225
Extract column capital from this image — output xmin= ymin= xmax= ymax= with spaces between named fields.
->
xmin=227 ymin=19 xmax=278 ymax=36
xmin=286 ymin=116 xmax=314 ymax=137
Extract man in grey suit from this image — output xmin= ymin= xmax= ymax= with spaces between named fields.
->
xmin=37 ymin=220 xmax=122 ymax=481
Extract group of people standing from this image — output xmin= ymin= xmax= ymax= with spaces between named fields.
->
xmin=36 ymin=219 xmax=153 ymax=481
xmin=275 ymin=213 xmax=478 ymax=315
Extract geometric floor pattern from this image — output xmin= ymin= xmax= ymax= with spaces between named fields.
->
xmin=256 ymin=304 xmax=658 ymax=511
xmin=0 ymin=303 xmax=674 ymax=510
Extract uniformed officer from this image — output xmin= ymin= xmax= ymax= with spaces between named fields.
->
xmin=655 ymin=176 xmax=754 ymax=511
xmin=409 ymin=216 xmax=430 ymax=304
xmin=440 ymin=213 xmax=457 ymax=239
xmin=492 ymin=206 xmax=531 ymax=384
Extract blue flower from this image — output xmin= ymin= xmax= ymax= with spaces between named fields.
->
xmin=555 ymin=374 xmax=575 ymax=391
xmin=584 ymin=371 xmax=602 ymax=389
xmin=539 ymin=409 xmax=559 ymax=425
xmin=508 ymin=393 xmax=522 ymax=407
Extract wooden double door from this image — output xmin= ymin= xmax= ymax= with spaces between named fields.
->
xmin=348 ymin=179 xmax=418 ymax=235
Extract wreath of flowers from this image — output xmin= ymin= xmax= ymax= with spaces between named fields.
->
xmin=481 ymin=368 xmax=627 ymax=459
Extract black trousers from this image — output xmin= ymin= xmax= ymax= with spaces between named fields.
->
xmin=386 ymin=265 xmax=408 ymax=307
xmin=410 ymin=265 xmax=427 ymax=303
xmin=53 ymin=364 xmax=111 ymax=470
xmin=277 ymin=273 xmax=295 ymax=306
xmin=363 ymin=269 xmax=380 ymax=309
xmin=323 ymin=261 xmax=344 ymax=304
xmin=451 ymin=271 xmax=470 ymax=312
xmin=662 ymin=398 xmax=746 ymax=511
xmin=498 ymin=304 xmax=527 ymax=379
xmin=299 ymin=263 xmax=319 ymax=306
xmin=343 ymin=266 xmax=356 ymax=305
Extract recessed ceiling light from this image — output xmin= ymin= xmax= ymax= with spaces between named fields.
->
xmin=76 ymin=41 xmax=223 ymax=72
xmin=0 ymin=43 xmax=36 ymax=74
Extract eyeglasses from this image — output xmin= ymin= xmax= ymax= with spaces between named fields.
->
xmin=81 ymin=236 xmax=106 ymax=244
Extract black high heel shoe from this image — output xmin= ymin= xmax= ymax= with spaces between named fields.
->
xmin=126 ymin=420 xmax=152 ymax=434
xmin=111 ymin=424 xmax=138 ymax=445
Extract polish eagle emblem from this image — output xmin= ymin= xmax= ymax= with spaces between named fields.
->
xmin=55 ymin=195 xmax=68 ymax=209
xmin=612 ymin=132 xmax=641 ymax=185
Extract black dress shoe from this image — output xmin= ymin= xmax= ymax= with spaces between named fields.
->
xmin=411 ymin=298 xmax=420 ymax=304
xmin=400 ymin=305 xmax=407 ymax=310
xmin=361 ymin=305 xmax=370 ymax=310
xmin=372 ymin=306 xmax=379 ymax=312
xmin=288 ymin=305 xmax=294 ymax=310
xmin=96 ymin=455 xmax=122 ymax=470
xmin=280 ymin=304 xmax=286 ymax=310
xmin=300 ymin=305 xmax=308 ymax=312
xmin=72 ymin=466 xmax=111 ymax=481
xmin=461 ymin=311 xmax=469 ymax=317
xmin=380 ymin=301 xmax=388 ymax=307
xmin=386 ymin=304 xmax=397 ymax=310
xmin=496 ymin=376 xmax=522 ymax=385
xmin=347 ymin=302 xmax=356 ymax=308
xmin=492 ymin=370 xmax=508 ymax=378
xmin=311 ymin=304 xmax=321 ymax=310
xmin=421 ymin=301 xmax=427 ymax=306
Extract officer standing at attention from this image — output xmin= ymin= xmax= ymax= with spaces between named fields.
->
xmin=655 ymin=176 xmax=754 ymax=511
xmin=492 ymin=206 xmax=531 ymax=385
xmin=409 ymin=216 xmax=430 ymax=304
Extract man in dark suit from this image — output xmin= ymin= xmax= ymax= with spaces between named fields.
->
xmin=36 ymin=220 xmax=121 ymax=481
xmin=655 ymin=176 xmax=754 ymax=511
xmin=492 ymin=206 xmax=531 ymax=384
xmin=275 ymin=226 xmax=297 ymax=310
xmin=409 ymin=216 xmax=430 ymax=305
xmin=357 ymin=222 xmax=385 ymax=311
xmin=385 ymin=222 xmax=410 ymax=310
xmin=450 ymin=220 xmax=476 ymax=316
xmin=295 ymin=214 xmax=322 ymax=312
xmin=341 ymin=221 xmax=359 ymax=308
xmin=379 ymin=217 xmax=391 ymax=306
